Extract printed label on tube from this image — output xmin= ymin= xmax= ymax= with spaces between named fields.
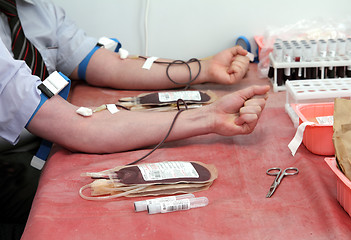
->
xmin=160 ymin=199 xmax=191 ymax=213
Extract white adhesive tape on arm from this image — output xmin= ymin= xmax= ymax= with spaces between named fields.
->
xmin=142 ymin=56 xmax=159 ymax=70
xmin=246 ymin=52 xmax=255 ymax=62
xmin=288 ymin=122 xmax=315 ymax=156
xmin=106 ymin=104 xmax=119 ymax=114
xmin=119 ymin=48 xmax=129 ymax=59
xmin=76 ymin=107 xmax=93 ymax=117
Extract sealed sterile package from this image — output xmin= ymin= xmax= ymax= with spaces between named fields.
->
xmin=117 ymin=90 xmax=217 ymax=111
xmin=332 ymin=98 xmax=351 ymax=181
xmin=79 ymin=161 xmax=218 ymax=200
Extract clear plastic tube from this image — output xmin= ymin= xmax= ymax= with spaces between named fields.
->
xmin=310 ymin=40 xmax=318 ymax=58
xmin=283 ymin=45 xmax=293 ymax=80
xmin=303 ymin=45 xmax=312 ymax=62
xmin=134 ymin=193 xmax=195 ymax=212
xmin=327 ymin=39 xmax=337 ymax=58
xmin=346 ymin=38 xmax=351 ymax=56
xmin=337 ymin=38 xmax=346 ymax=56
xmin=318 ymin=39 xmax=327 ymax=58
xmin=275 ymin=46 xmax=283 ymax=62
xmin=293 ymin=45 xmax=302 ymax=62
xmin=147 ymin=196 xmax=209 ymax=214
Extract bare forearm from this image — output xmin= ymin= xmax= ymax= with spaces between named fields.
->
xmin=71 ymin=48 xmax=207 ymax=90
xmin=26 ymin=85 xmax=269 ymax=154
xmin=70 ymin=46 xmax=250 ymax=90
xmin=26 ymin=96 xmax=211 ymax=153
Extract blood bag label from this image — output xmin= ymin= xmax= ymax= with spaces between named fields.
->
xmin=138 ymin=161 xmax=199 ymax=181
xmin=158 ymin=91 xmax=201 ymax=102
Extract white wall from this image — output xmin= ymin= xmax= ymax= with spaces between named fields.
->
xmin=51 ymin=0 xmax=351 ymax=59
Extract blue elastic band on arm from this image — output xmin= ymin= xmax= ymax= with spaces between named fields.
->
xmin=78 ymin=45 xmax=100 ymax=80
xmin=27 ymin=72 xmax=71 ymax=170
xmin=78 ymin=38 xmax=122 ymax=80
xmin=110 ymin=38 xmax=122 ymax=52
xmin=26 ymin=92 xmax=48 ymax=126
xmin=26 ymin=72 xmax=71 ymax=125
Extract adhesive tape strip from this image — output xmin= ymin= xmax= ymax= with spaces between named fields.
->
xmin=288 ymin=122 xmax=315 ymax=156
xmin=107 ymin=104 xmax=119 ymax=114
xmin=119 ymin=48 xmax=129 ymax=59
xmin=142 ymin=56 xmax=159 ymax=70
xmin=246 ymin=52 xmax=255 ymax=62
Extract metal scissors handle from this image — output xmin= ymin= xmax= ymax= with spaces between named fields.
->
xmin=266 ymin=167 xmax=299 ymax=198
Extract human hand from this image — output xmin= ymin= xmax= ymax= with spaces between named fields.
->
xmin=203 ymin=46 xmax=250 ymax=85
xmin=207 ymin=85 xmax=270 ymax=135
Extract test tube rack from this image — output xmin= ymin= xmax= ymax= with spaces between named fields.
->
xmin=269 ymin=53 xmax=351 ymax=92
xmin=285 ymin=78 xmax=351 ymax=127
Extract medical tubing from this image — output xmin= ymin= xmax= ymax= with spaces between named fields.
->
xmin=138 ymin=56 xmax=201 ymax=90
xmin=79 ymin=184 xmax=147 ymax=201
xmin=126 ymin=99 xmax=188 ymax=166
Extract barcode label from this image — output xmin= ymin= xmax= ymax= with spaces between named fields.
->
xmin=138 ymin=161 xmax=199 ymax=181
xmin=160 ymin=199 xmax=191 ymax=213
xmin=145 ymin=196 xmax=177 ymax=205
xmin=158 ymin=91 xmax=201 ymax=102
xmin=316 ymin=116 xmax=333 ymax=125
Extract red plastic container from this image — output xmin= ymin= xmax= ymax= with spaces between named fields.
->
xmin=292 ymin=102 xmax=335 ymax=156
xmin=325 ymin=157 xmax=351 ymax=217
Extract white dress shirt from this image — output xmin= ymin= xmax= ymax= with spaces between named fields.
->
xmin=0 ymin=0 xmax=97 ymax=148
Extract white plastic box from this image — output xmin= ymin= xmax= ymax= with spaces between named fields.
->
xmin=285 ymin=79 xmax=351 ymax=127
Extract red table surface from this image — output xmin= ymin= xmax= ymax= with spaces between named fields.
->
xmin=22 ymin=65 xmax=351 ymax=240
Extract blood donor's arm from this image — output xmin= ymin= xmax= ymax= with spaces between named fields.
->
xmin=69 ymin=46 xmax=250 ymax=90
xmin=26 ymin=85 xmax=269 ymax=153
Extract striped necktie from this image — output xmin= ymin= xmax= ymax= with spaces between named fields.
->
xmin=0 ymin=0 xmax=48 ymax=80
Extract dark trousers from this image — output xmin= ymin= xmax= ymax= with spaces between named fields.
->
xmin=0 ymin=150 xmax=41 ymax=240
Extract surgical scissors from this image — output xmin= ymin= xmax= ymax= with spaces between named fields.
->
xmin=266 ymin=167 xmax=299 ymax=198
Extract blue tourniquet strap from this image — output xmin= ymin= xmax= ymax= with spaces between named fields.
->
xmin=110 ymin=38 xmax=122 ymax=52
xmin=78 ymin=38 xmax=122 ymax=80
xmin=31 ymin=72 xmax=71 ymax=170
xmin=77 ymin=46 xmax=100 ymax=80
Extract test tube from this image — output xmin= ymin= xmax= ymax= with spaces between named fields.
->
xmin=336 ymin=39 xmax=346 ymax=78
xmin=310 ymin=40 xmax=318 ymax=58
xmin=268 ymin=43 xmax=282 ymax=78
xmin=337 ymin=38 xmax=346 ymax=56
xmin=275 ymin=46 xmax=284 ymax=85
xmin=291 ymin=40 xmax=299 ymax=47
xmin=346 ymin=38 xmax=351 ymax=56
xmin=293 ymin=45 xmax=303 ymax=80
xmin=346 ymin=38 xmax=351 ymax=77
xmin=134 ymin=193 xmax=195 ymax=212
xmin=318 ymin=39 xmax=327 ymax=58
xmin=283 ymin=45 xmax=293 ymax=82
xmin=318 ymin=39 xmax=327 ymax=78
xmin=327 ymin=39 xmax=336 ymax=78
xmin=300 ymin=39 xmax=308 ymax=46
xmin=304 ymin=45 xmax=315 ymax=79
xmin=147 ymin=196 xmax=209 ymax=214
